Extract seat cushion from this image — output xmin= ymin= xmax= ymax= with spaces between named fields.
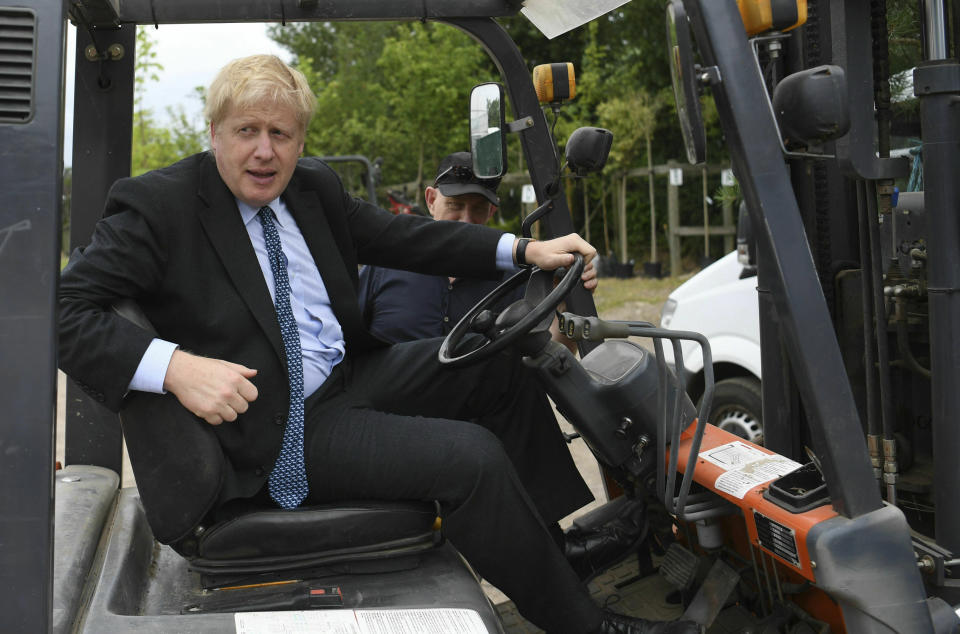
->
xmin=192 ymin=500 xmax=439 ymax=566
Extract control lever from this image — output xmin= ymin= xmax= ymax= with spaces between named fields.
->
xmin=558 ymin=313 xmax=632 ymax=341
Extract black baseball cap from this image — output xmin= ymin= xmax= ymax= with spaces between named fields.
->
xmin=433 ymin=152 xmax=501 ymax=206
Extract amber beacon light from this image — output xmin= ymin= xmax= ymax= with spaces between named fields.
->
xmin=736 ymin=0 xmax=807 ymax=36
xmin=533 ymin=63 xmax=576 ymax=105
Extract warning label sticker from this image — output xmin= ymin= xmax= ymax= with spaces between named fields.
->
xmin=700 ymin=441 xmax=802 ymax=499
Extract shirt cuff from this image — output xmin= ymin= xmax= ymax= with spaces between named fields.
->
xmin=128 ymin=338 xmax=179 ymax=394
xmin=496 ymin=233 xmax=519 ymax=271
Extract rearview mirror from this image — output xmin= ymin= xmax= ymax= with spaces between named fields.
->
xmin=666 ymin=0 xmax=707 ymax=165
xmin=470 ymin=83 xmax=507 ymax=179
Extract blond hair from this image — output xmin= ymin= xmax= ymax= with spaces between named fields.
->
xmin=204 ymin=54 xmax=316 ymax=134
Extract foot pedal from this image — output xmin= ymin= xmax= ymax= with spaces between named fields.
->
xmin=659 ymin=542 xmax=698 ymax=590
xmin=683 ymin=558 xmax=740 ymax=628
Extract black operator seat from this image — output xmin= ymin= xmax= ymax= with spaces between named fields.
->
xmin=110 ymin=299 xmax=441 ymax=585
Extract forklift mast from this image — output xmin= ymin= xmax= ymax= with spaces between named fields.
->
xmin=672 ymin=0 xmax=960 ymax=632
xmin=678 ymin=0 xmax=960 ymax=622
xmin=747 ymin=0 xmax=960 ymax=553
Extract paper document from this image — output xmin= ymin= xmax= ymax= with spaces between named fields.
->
xmin=235 ymin=608 xmax=488 ymax=634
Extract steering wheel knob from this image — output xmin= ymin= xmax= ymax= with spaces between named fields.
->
xmin=495 ymin=299 xmax=536 ymax=331
xmin=470 ymin=309 xmax=496 ymax=334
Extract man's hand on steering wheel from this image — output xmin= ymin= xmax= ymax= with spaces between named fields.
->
xmin=515 ymin=234 xmax=597 ymax=289
xmin=439 ymin=234 xmax=597 ymax=367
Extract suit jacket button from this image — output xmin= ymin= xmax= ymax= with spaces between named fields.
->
xmin=255 ymin=467 xmax=264 ymax=476
xmin=273 ymin=413 xmax=285 ymax=426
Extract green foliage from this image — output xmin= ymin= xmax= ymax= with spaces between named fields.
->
xmin=715 ymin=182 xmax=740 ymax=209
xmin=596 ymin=90 xmax=668 ymax=168
xmin=887 ymin=0 xmax=922 ymax=78
xmin=272 ymin=21 xmax=499 ymax=193
xmin=376 ymin=23 xmax=497 ymax=186
xmin=130 ymin=28 xmax=207 ymax=176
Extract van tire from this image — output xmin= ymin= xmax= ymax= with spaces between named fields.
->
xmin=705 ymin=376 xmax=763 ymax=445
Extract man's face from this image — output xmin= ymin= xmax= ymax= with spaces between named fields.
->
xmin=210 ymin=102 xmax=305 ymax=208
xmin=425 ymin=187 xmax=496 ymax=225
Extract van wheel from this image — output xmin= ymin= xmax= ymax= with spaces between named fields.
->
xmin=705 ymin=377 xmax=763 ymax=445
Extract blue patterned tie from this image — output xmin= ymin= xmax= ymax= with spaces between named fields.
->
xmin=257 ymin=206 xmax=309 ymax=509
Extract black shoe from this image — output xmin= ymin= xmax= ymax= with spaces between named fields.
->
xmin=592 ymin=610 xmax=703 ymax=634
xmin=564 ymin=499 xmax=647 ymax=583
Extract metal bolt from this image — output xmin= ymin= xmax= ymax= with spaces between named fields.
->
xmin=83 ymin=43 xmax=125 ymax=62
xmin=634 ymin=434 xmax=651 ymax=455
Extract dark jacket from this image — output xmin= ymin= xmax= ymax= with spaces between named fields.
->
xmin=358 ymin=266 xmax=522 ymax=344
xmin=58 ymin=152 xmax=503 ymax=542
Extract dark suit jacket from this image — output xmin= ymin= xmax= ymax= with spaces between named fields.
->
xmin=357 ymin=266 xmax=522 ymax=344
xmin=58 ymin=152 xmax=503 ymax=543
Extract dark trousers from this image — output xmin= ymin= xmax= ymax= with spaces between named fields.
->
xmin=299 ymin=337 xmax=601 ymax=633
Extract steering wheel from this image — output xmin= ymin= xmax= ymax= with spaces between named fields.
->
xmin=438 ymin=254 xmax=585 ymax=367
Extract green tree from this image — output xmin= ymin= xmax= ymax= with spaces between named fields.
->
xmin=269 ymin=21 xmax=497 ymax=199
xmin=270 ymin=21 xmax=398 ymax=165
xmin=130 ymin=28 xmax=206 ymax=176
xmin=375 ymin=22 xmax=497 ymax=198
xmin=597 ymin=89 xmax=670 ymax=262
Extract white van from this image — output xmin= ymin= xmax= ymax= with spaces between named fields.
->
xmin=659 ymin=249 xmax=764 ymax=443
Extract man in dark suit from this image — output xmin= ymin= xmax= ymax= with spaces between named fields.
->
xmin=58 ymin=55 xmax=697 ymax=634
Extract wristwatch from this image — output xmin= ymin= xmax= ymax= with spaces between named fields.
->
xmin=516 ymin=237 xmax=534 ymax=268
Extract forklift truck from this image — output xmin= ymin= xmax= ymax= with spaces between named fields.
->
xmin=0 ymin=2 xmax=624 ymax=632
xmin=8 ymin=0 xmax=960 ymax=632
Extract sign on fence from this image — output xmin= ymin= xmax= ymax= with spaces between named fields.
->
xmin=669 ymin=167 xmax=683 ymax=186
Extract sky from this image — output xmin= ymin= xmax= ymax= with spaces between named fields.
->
xmin=64 ymin=22 xmax=289 ymax=165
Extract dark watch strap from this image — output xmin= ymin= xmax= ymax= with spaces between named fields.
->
xmin=516 ymin=237 xmax=534 ymax=268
